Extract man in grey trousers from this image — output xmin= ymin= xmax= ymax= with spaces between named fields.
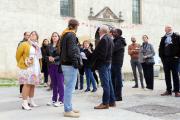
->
xmin=128 ymin=37 xmax=144 ymax=88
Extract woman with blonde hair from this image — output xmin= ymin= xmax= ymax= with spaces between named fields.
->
xmin=16 ymin=31 xmax=42 ymax=110
xmin=81 ymin=40 xmax=97 ymax=92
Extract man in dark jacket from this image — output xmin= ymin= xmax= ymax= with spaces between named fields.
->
xmin=111 ymin=29 xmax=126 ymax=101
xmin=159 ymin=25 xmax=180 ymax=97
xmin=92 ymin=25 xmax=116 ymax=109
xmin=60 ymin=19 xmax=82 ymax=118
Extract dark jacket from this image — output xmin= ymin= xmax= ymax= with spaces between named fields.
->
xmin=91 ymin=34 xmax=114 ymax=69
xmin=47 ymin=44 xmax=60 ymax=65
xmin=112 ymin=36 xmax=126 ymax=66
xmin=83 ymin=49 xmax=93 ymax=68
xmin=60 ymin=32 xmax=82 ymax=68
xmin=41 ymin=46 xmax=49 ymax=72
xmin=159 ymin=33 xmax=180 ymax=60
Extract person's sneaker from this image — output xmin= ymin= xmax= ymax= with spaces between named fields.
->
xmin=44 ymin=83 xmax=48 ymax=87
xmin=47 ymin=101 xmax=56 ymax=106
xmin=116 ymin=97 xmax=122 ymax=101
xmin=85 ymin=89 xmax=90 ymax=92
xmin=46 ymin=88 xmax=52 ymax=91
xmin=91 ymin=89 xmax=97 ymax=92
xmin=73 ymin=109 xmax=80 ymax=113
xmin=132 ymin=85 xmax=138 ymax=88
xmin=64 ymin=111 xmax=80 ymax=118
xmin=161 ymin=91 xmax=172 ymax=96
xmin=53 ymin=101 xmax=63 ymax=107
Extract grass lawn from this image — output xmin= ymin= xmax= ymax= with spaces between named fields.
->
xmin=0 ymin=78 xmax=46 ymax=87
xmin=0 ymin=78 xmax=18 ymax=87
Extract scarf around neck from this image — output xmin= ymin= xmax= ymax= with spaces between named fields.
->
xmin=165 ymin=32 xmax=173 ymax=46
xmin=29 ymin=40 xmax=42 ymax=59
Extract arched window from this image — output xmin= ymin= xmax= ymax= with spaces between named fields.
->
xmin=60 ymin=0 xmax=74 ymax=17
xmin=132 ymin=0 xmax=141 ymax=24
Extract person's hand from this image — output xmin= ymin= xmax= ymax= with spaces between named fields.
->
xmin=131 ymin=50 xmax=136 ymax=52
xmin=25 ymin=57 xmax=33 ymax=66
xmin=49 ymin=56 xmax=55 ymax=62
xmin=88 ymin=48 xmax=92 ymax=53
xmin=29 ymin=57 xmax=33 ymax=64
xmin=135 ymin=47 xmax=140 ymax=50
xmin=143 ymin=56 xmax=148 ymax=59
xmin=72 ymin=61 xmax=79 ymax=69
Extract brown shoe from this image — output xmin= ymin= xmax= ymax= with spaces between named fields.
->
xmin=109 ymin=102 xmax=116 ymax=107
xmin=94 ymin=103 xmax=109 ymax=109
xmin=175 ymin=92 xmax=180 ymax=97
xmin=161 ymin=91 xmax=172 ymax=96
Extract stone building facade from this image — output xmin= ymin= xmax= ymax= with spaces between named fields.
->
xmin=0 ymin=0 xmax=180 ymax=78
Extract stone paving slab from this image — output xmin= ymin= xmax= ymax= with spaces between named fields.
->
xmin=0 ymin=80 xmax=179 ymax=120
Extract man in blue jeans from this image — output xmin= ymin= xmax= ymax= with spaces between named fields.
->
xmin=91 ymin=25 xmax=116 ymax=109
xmin=60 ymin=19 xmax=82 ymax=118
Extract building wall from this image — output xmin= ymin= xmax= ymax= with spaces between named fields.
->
xmin=0 ymin=0 xmax=180 ymax=78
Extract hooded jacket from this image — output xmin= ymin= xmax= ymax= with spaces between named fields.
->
xmin=60 ymin=28 xmax=82 ymax=68
xmin=112 ymin=36 xmax=127 ymax=66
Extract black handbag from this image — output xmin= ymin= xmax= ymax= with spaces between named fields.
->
xmin=77 ymin=55 xmax=83 ymax=69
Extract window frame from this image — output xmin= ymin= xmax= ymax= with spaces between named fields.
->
xmin=60 ymin=0 xmax=75 ymax=17
xmin=132 ymin=0 xmax=141 ymax=24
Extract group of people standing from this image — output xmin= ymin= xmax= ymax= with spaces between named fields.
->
xmin=128 ymin=35 xmax=155 ymax=90
xmin=128 ymin=25 xmax=180 ymax=97
xmin=16 ymin=19 xmax=180 ymax=118
xmin=15 ymin=19 xmax=126 ymax=117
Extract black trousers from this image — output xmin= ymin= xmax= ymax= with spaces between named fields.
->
xmin=162 ymin=58 xmax=180 ymax=92
xmin=93 ymin=71 xmax=99 ymax=85
xmin=111 ymin=64 xmax=122 ymax=100
xmin=43 ymin=68 xmax=49 ymax=83
xmin=20 ymin=84 xmax=23 ymax=93
xmin=141 ymin=63 xmax=154 ymax=90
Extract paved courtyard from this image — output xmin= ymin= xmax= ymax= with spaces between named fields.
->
xmin=0 ymin=80 xmax=180 ymax=120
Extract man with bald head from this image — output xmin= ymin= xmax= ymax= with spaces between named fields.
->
xmin=91 ymin=25 xmax=116 ymax=109
xmin=159 ymin=25 xmax=180 ymax=97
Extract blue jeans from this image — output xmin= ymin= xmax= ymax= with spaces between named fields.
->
xmin=62 ymin=65 xmax=78 ymax=112
xmin=85 ymin=67 xmax=97 ymax=90
xmin=111 ymin=64 xmax=123 ymax=100
xmin=98 ymin=64 xmax=115 ymax=104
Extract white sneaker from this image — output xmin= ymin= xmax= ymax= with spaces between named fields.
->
xmin=47 ymin=101 xmax=55 ymax=106
xmin=53 ymin=101 xmax=63 ymax=107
